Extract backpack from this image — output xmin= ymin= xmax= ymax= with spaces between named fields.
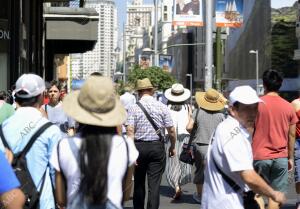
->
xmin=0 ymin=122 xmax=53 ymax=209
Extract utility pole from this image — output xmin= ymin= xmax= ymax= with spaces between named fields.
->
xmin=154 ymin=0 xmax=159 ymax=66
xmin=215 ymin=27 xmax=222 ymax=91
xmin=205 ymin=0 xmax=213 ymax=90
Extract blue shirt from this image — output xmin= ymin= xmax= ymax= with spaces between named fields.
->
xmin=0 ymin=151 xmax=20 ymax=194
xmin=0 ymin=107 xmax=62 ymax=209
xmin=126 ymin=95 xmax=173 ymax=141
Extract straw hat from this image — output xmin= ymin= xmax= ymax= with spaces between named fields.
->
xmin=62 ymin=76 xmax=127 ymax=127
xmin=136 ymin=78 xmax=154 ymax=91
xmin=164 ymin=83 xmax=191 ymax=103
xmin=195 ymin=88 xmax=225 ymax=111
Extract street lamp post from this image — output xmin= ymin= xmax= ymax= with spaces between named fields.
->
xmin=153 ymin=0 xmax=159 ymax=66
xmin=249 ymin=50 xmax=259 ymax=94
xmin=186 ymin=74 xmax=193 ymax=105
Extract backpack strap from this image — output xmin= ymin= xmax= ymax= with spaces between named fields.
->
xmin=20 ymin=122 xmax=53 ymax=158
xmin=121 ymin=136 xmax=129 ymax=205
xmin=0 ymin=125 xmax=11 ymax=150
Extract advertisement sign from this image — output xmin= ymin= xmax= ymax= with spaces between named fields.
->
xmin=215 ymin=0 xmax=243 ymax=27
xmin=159 ymin=54 xmax=173 ymax=73
xmin=173 ymin=0 xmax=203 ymax=27
xmin=139 ymin=54 xmax=152 ymax=69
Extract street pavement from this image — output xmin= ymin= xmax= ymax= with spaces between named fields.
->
xmin=124 ymin=172 xmax=298 ymax=209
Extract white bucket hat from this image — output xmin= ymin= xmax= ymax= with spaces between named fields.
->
xmin=164 ymin=83 xmax=191 ymax=103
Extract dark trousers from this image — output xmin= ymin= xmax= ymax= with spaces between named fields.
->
xmin=133 ymin=141 xmax=166 ymax=209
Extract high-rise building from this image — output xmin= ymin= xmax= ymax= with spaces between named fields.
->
xmin=72 ymin=0 xmax=117 ymax=79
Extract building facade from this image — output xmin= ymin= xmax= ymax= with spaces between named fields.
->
xmin=75 ymin=0 xmax=117 ymax=79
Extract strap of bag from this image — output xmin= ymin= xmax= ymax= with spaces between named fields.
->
xmin=0 ymin=122 xmax=53 ymax=156
xmin=136 ymin=102 xmax=163 ymax=141
xmin=0 ymin=125 xmax=11 ymax=150
xmin=211 ymin=153 xmax=241 ymax=192
xmin=20 ymin=122 xmax=53 ymax=158
xmin=121 ymin=136 xmax=129 ymax=205
xmin=187 ymin=108 xmax=200 ymax=146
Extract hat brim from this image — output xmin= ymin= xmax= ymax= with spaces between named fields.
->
xmin=195 ymin=92 xmax=225 ymax=111
xmin=164 ymin=88 xmax=191 ymax=103
xmin=62 ymin=91 xmax=127 ymax=127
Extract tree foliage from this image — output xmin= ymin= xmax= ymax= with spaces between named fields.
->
xmin=127 ymin=65 xmax=176 ymax=91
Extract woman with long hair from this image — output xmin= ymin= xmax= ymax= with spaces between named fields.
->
xmin=50 ymin=76 xmax=138 ymax=209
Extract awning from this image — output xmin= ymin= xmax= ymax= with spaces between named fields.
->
xmin=44 ymin=7 xmax=98 ymax=53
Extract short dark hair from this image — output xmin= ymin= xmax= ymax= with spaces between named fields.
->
xmin=90 ymin=72 xmax=103 ymax=76
xmin=15 ymin=94 xmax=41 ymax=107
xmin=262 ymin=69 xmax=283 ymax=92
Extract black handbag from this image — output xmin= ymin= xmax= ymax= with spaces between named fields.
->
xmin=179 ymin=109 xmax=199 ymax=165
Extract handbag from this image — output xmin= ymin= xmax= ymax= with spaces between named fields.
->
xmin=212 ymin=154 xmax=260 ymax=209
xmin=179 ymin=109 xmax=199 ymax=165
xmin=136 ymin=102 xmax=164 ymax=141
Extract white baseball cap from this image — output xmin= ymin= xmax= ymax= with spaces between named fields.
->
xmin=229 ymin=85 xmax=262 ymax=105
xmin=15 ymin=74 xmax=46 ymax=98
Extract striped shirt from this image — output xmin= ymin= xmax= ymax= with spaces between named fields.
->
xmin=126 ymin=95 xmax=173 ymax=141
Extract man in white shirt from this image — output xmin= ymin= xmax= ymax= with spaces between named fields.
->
xmin=201 ymin=86 xmax=286 ymax=209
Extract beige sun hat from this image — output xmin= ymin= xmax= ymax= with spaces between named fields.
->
xmin=136 ymin=78 xmax=154 ymax=91
xmin=164 ymin=83 xmax=191 ymax=103
xmin=195 ymin=88 xmax=225 ymax=111
xmin=62 ymin=76 xmax=127 ymax=127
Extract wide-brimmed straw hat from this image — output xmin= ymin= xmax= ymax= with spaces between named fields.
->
xmin=136 ymin=78 xmax=154 ymax=91
xmin=164 ymin=83 xmax=191 ymax=103
xmin=195 ymin=88 xmax=225 ymax=111
xmin=62 ymin=76 xmax=127 ymax=127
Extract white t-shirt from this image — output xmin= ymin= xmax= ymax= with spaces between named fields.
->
xmin=50 ymin=135 xmax=139 ymax=209
xmin=168 ymin=104 xmax=190 ymax=135
xmin=201 ymin=116 xmax=253 ymax=209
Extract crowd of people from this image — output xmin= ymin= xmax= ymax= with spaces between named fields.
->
xmin=0 ymin=68 xmax=299 ymax=209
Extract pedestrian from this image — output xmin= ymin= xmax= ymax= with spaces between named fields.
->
xmin=50 ymin=76 xmax=139 ymax=209
xmin=164 ymin=83 xmax=192 ymax=199
xmin=252 ymin=70 xmax=298 ymax=209
xmin=186 ymin=88 xmax=226 ymax=203
xmin=0 ymin=91 xmax=15 ymax=124
xmin=0 ymin=73 xmax=62 ymax=209
xmin=42 ymin=80 xmax=76 ymax=136
xmin=201 ymin=85 xmax=287 ymax=209
xmin=0 ymin=151 xmax=25 ymax=209
xmin=291 ymin=95 xmax=300 ymax=208
xmin=126 ymin=78 xmax=176 ymax=209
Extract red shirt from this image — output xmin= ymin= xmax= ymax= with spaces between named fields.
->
xmin=252 ymin=95 xmax=298 ymax=160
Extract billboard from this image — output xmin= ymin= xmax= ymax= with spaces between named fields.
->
xmin=159 ymin=54 xmax=173 ymax=73
xmin=216 ymin=0 xmax=243 ymax=27
xmin=173 ymin=0 xmax=203 ymax=27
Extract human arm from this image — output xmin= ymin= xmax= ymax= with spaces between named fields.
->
xmin=288 ymin=124 xmax=296 ymax=171
xmin=239 ymin=170 xmax=286 ymax=204
xmin=0 ymin=189 xmax=25 ymax=209
xmin=4 ymin=149 xmax=13 ymax=164
xmin=166 ymin=126 xmax=176 ymax=157
xmin=126 ymin=125 xmax=135 ymax=140
xmin=55 ymin=171 xmax=66 ymax=208
xmin=186 ymin=107 xmax=195 ymax=133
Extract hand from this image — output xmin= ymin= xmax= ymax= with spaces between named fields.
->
xmin=271 ymin=191 xmax=286 ymax=205
xmin=169 ymin=147 xmax=176 ymax=157
xmin=4 ymin=148 xmax=13 ymax=164
xmin=288 ymin=158 xmax=294 ymax=171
